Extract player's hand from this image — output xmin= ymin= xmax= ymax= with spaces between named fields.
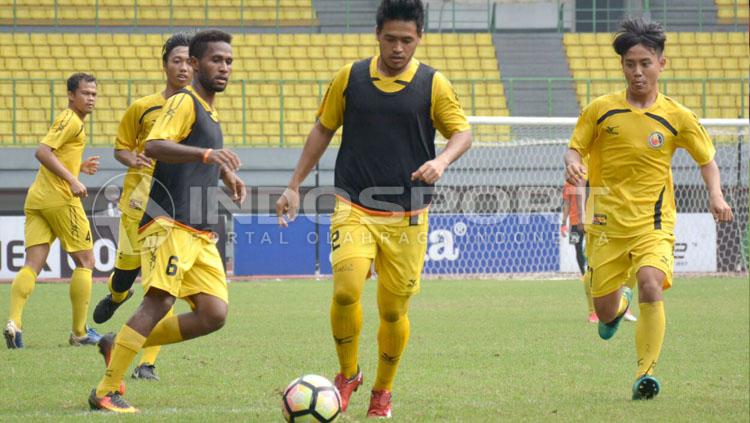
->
xmin=221 ymin=167 xmax=247 ymax=205
xmin=80 ymin=155 xmax=100 ymax=175
xmin=560 ymin=223 xmax=568 ymax=237
xmin=68 ymin=179 xmax=88 ymax=198
xmin=206 ymin=148 xmax=241 ymax=172
xmin=709 ymin=195 xmax=734 ymax=223
xmin=565 ymin=162 xmax=587 ymax=186
xmin=134 ymin=152 xmax=152 ymax=168
xmin=275 ymin=187 xmax=300 ymax=228
xmin=411 ymin=157 xmax=449 ymax=185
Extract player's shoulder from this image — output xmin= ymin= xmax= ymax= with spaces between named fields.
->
xmin=163 ymin=89 xmax=195 ymax=112
xmin=335 ymin=61 xmax=356 ymax=78
xmin=51 ymin=108 xmax=82 ymax=130
xmin=590 ymin=91 xmax=624 ymax=109
xmin=125 ymin=92 xmax=166 ymax=119
xmin=580 ymin=91 xmax=625 ymax=120
xmin=131 ymin=92 xmax=165 ymax=110
xmin=659 ymin=93 xmax=699 ymax=122
xmin=53 ymin=108 xmax=78 ymax=124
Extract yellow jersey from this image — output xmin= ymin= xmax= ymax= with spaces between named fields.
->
xmin=147 ymin=85 xmax=218 ymax=143
xmin=115 ymin=91 xmax=165 ymax=219
xmin=569 ymin=90 xmax=715 ymax=237
xmin=318 ymin=55 xmax=470 ymax=138
xmin=25 ymin=109 xmax=87 ymax=209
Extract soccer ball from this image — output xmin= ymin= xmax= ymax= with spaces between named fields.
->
xmin=282 ymin=374 xmax=341 ymax=422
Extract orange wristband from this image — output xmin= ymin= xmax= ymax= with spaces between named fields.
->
xmin=202 ymin=148 xmax=213 ymax=164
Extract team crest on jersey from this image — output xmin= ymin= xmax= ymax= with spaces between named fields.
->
xmin=647 ymin=131 xmax=665 ymax=149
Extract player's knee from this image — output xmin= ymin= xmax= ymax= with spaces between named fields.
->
xmin=201 ymin=305 xmax=227 ymax=333
xmin=332 ymin=289 xmax=359 ymax=306
xmin=72 ymin=251 xmax=95 ymax=269
xmin=379 ymin=309 xmax=406 ymax=323
xmin=143 ymin=289 xmax=176 ymax=316
xmin=112 ymin=268 xmax=140 ymax=292
xmin=638 ymin=278 xmax=663 ymax=302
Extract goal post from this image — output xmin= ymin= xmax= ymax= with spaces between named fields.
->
xmin=427 ymin=116 xmax=749 ymax=277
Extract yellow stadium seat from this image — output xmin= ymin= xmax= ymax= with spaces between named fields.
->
xmin=579 ymin=33 xmax=597 ymax=45
xmin=475 ymin=33 xmax=492 ymax=45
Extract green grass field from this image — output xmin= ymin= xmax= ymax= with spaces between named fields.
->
xmin=1 ymin=277 xmax=748 ymax=422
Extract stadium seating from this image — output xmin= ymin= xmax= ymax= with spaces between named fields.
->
xmin=715 ymin=0 xmax=750 ymax=24
xmin=0 ymin=0 xmax=317 ymax=27
xmin=0 ymin=33 xmax=507 ymax=145
xmin=563 ymin=32 xmax=749 ymax=119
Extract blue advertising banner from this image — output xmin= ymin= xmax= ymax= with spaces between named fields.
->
xmin=423 ymin=214 xmax=559 ymax=274
xmin=233 ymin=214 xmax=559 ymax=276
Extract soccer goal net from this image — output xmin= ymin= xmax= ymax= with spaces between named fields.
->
xmin=428 ymin=116 xmax=749 ymax=278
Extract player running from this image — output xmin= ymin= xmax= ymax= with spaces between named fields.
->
xmin=88 ymin=29 xmax=246 ymax=413
xmin=276 ymin=0 xmax=472 ymax=417
xmin=91 ymin=32 xmax=193 ymax=381
xmin=564 ymin=17 xmax=733 ymax=400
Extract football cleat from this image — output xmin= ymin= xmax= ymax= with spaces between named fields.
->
xmin=632 ymin=374 xmax=660 ymax=400
xmin=598 ymin=287 xmax=633 ymax=340
xmin=88 ymin=389 xmax=138 ymax=413
xmin=587 ymin=312 xmax=599 ymax=323
xmin=70 ymin=326 xmax=103 ymax=346
xmin=132 ymin=364 xmax=159 ymax=381
xmin=367 ymin=389 xmax=393 ymax=418
xmin=334 ymin=367 xmax=363 ymax=412
xmin=4 ymin=320 xmax=23 ymax=349
xmin=93 ymin=289 xmax=134 ymax=324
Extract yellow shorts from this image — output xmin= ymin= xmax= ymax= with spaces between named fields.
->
xmin=330 ymin=199 xmax=428 ymax=297
xmin=586 ymin=230 xmax=675 ymax=298
xmin=115 ymin=212 xmax=143 ymax=271
xmin=139 ymin=224 xmax=228 ymax=303
xmin=24 ymin=203 xmax=93 ymax=253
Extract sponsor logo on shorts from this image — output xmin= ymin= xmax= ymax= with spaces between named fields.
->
xmin=592 ymin=214 xmax=608 ymax=226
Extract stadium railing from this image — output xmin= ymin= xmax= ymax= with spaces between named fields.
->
xmin=0 ymin=0 xmax=319 ymax=29
xmin=568 ymin=0 xmax=748 ymax=32
xmin=0 ymin=76 xmax=747 ymax=146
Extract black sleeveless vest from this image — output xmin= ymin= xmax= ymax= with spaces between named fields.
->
xmin=141 ymin=88 xmax=223 ymax=231
xmin=336 ymin=58 xmax=437 ymax=212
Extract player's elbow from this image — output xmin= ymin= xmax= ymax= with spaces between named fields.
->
xmin=144 ymin=140 xmax=170 ymax=160
xmin=144 ymin=141 xmax=157 ymax=158
xmin=34 ymin=144 xmax=50 ymax=163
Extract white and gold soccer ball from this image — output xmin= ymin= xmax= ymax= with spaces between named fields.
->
xmin=282 ymin=374 xmax=341 ymax=422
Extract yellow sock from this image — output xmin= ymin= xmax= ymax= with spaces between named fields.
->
xmin=8 ymin=266 xmax=37 ymax=329
xmin=142 ymin=314 xmax=183 ymax=347
xmin=636 ymin=301 xmax=665 ymax=377
xmin=582 ymin=273 xmax=594 ymax=314
xmin=108 ymin=273 xmax=129 ymax=303
xmin=374 ymin=314 xmax=410 ymax=391
xmin=373 ymin=283 xmax=411 ymax=391
xmin=331 ymin=301 xmax=362 ymax=378
xmin=139 ymin=308 xmax=174 ymax=362
xmin=96 ymin=325 xmax=145 ymax=396
xmin=69 ymin=268 xmax=92 ymax=336
xmin=330 ymin=257 xmax=369 ymax=378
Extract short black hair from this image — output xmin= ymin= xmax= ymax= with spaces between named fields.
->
xmin=67 ymin=72 xmax=96 ymax=93
xmin=376 ymin=0 xmax=425 ymax=33
xmin=162 ymin=32 xmax=192 ymax=65
xmin=612 ymin=17 xmax=666 ymax=56
xmin=189 ymin=29 xmax=232 ymax=60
